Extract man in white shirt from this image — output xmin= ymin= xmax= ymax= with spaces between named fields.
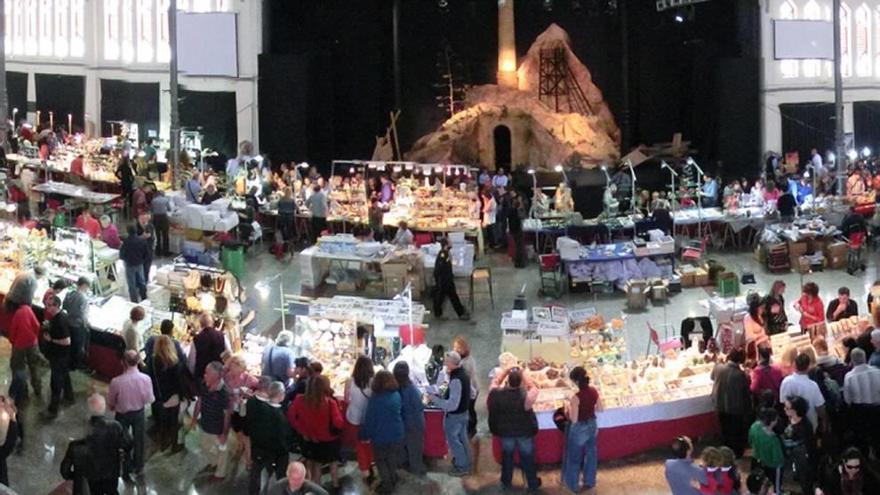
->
xmin=391 ymin=221 xmax=414 ymax=247
xmin=843 ymin=348 xmax=880 ymax=405
xmin=780 ymin=353 xmax=828 ymax=432
xmin=810 ymin=148 xmax=824 ymax=176
xmin=843 ymin=348 xmax=880 ymax=455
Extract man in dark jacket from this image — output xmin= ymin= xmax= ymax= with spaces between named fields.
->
xmin=246 ymin=381 xmax=293 ymax=495
xmin=60 ymin=438 xmax=91 ymax=495
xmin=710 ymin=348 xmax=751 ymax=457
xmin=119 ymin=225 xmax=149 ymax=302
xmin=187 ymin=312 xmax=229 ymax=381
xmin=41 ymin=295 xmax=73 ymax=417
xmin=85 ymin=393 xmax=133 ymax=495
xmin=432 ymin=238 xmax=470 ymax=321
xmin=826 ymin=287 xmax=859 ymax=322
xmin=487 ymin=367 xmax=541 ymax=491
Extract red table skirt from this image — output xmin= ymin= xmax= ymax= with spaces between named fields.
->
xmin=339 ymin=407 xmax=448 ymax=458
xmin=492 ymin=411 xmax=719 ymax=465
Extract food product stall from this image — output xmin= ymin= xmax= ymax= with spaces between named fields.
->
xmin=491 ymin=307 xmax=719 ymax=463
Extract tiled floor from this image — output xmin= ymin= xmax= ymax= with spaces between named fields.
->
xmin=7 ymin=244 xmax=879 ymax=494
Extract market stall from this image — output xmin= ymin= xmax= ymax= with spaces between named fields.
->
xmin=492 ymin=306 xmax=718 ymax=464
xmin=556 ymin=238 xmax=675 ymax=294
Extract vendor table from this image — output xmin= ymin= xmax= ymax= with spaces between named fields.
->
xmin=491 ymin=394 xmax=718 ymax=464
xmin=32 ymin=181 xmax=119 ymax=205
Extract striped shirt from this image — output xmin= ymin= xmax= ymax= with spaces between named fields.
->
xmin=844 ymin=364 xmax=880 ymax=405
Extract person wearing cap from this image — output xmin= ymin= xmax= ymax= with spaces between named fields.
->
xmin=428 ymin=351 xmax=471 ymax=476
xmin=63 ymin=276 xmax=91 ymax=370
xmin=826 ymin=287 xmax=858 ymax=322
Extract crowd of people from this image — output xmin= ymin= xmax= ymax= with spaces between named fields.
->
xmin=663 ymin=279 xmax=880 ymax=494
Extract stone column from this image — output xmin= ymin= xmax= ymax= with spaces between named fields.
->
xmin=497 ymin=0 xmax=518 ymax=89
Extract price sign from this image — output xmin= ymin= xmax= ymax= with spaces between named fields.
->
xmin=568 ymin=307 xmax=597 ymax=324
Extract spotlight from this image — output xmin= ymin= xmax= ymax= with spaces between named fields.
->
xmin=554 ymin=164 xmax=563 ymax=172
xmin=438 ymin=0 xmax=448 ymax=8
xmin=349 ymin=167 xmax=355 ymax=174
xmin=543 ymin=0 xmax=553 ymax=11
xmin=527 ymin=168 xmax=535 ymax=175
xmin=827 ymin=152 xmax=836 ymax=163
xmin=848 ymin=149 xmax=858 ymax=161
xmin=674 ymin=13 xmax=684 ymax=22
xmin=862 ymin=146 xmax=871 ymax=158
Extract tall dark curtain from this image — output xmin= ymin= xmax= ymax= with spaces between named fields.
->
xmin=6 ymin=72 xmax=27 ymax=126
xmin=779 ymin=102 xmax=834 ymax=164
xmin=179 ymin=88 xmax=237 ymax=157
xmin=100 ymin=80 xmax=160 ymax=143
xmin=34 ymin=74 xmax=85 ymax=132
xmin=853 ymin=101 xmax=880 ymax=155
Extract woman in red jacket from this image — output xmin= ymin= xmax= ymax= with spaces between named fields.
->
xmin=287 ymin=374 xmax=344 ymax=489
xmin=794 ymin=282 xmax=824 ymax=334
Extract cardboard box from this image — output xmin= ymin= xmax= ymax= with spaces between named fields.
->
xmin=788 ymin=241 xmax=808 ymax=258
xmin=694 ymin=268 xmax=710 ymax=287
xmin=626 ymin=279 xmax=648 ymax=310
xmin=679 ymin=270 xmax=695 ymax=288
xmin=825 ymin=241 xmax=848 ymax=256
xmin=828 ymin=255 xmax=847 ymax=270
xmin=811 ymin=238 xmax=827 ymax=255
xmin=754 ymin=246 xmax=766 ymax=264
xmin=797 ymin=256 xmax=811 ymax=274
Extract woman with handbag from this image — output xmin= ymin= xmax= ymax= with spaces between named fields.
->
xmin=562 ymin=366 xmax=602 ymax=495
xmin=287 ymin=374 xmax=344 ymax=490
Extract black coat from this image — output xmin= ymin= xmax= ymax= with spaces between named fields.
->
xmin=86 ymin=416 xmax=133 ymax=481
xmin=433 ymin=249 xmax=455 ymax=287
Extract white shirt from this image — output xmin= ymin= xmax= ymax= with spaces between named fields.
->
xmin=779 ymin=372 xmax=825 ymax=430
xmin=844 ymin=364 xmax=880 ymax=405
xmin=345 ymin=381 xmax=372 ymax=425
xmin=392 ymin=228 xmax=413 ymax=247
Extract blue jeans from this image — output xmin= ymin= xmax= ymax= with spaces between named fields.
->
xmin=125 ymin=264 xmax=145 ymax=302
xmin=500 ymin=436 xmax=539 ymax=490
xmin=117 ymin=409 xmax=146 ymax=475
xmin=444 ymin=412 xmax=471 ymax=471
xmin=563 ymin=419 xmax=598 ymax=491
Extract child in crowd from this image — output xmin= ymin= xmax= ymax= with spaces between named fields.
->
xmin=698 ymin=446 xmax=722 ymax=494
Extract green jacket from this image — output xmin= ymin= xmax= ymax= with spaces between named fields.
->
xmin=748 ymin=421 xmax=784 ymax=468
xmin=246 ymin=396 xmax=293 ymax=455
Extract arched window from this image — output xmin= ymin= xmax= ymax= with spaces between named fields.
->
xmin=121 ymin=0 xmax=134 ymax=63
xmin=136 ymin=0 xmax=154 ymax=62
xmin=841 ymin=2 xmax=853 ymax=77
xmin=104 ymin=0 xmax=120 ymax=60
xmin=780 ymin=0 xmax=799 ymax=78
xmin=804 ymin=0 xmax=822 ymax=77
xmin=70 ymin=0 xmax=84 ymax=57
xmin=38 ymin=0 xmax=52 ymax=56
xmin=855 ymin=4 xmax=871 ymax=76
xmin=157 ymin=0 xmax=171 ymax=62
xmin=24 ymin=0 xmax=37 ymax=56
xmin=54 ymin=0 xmax=70 ymax=57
